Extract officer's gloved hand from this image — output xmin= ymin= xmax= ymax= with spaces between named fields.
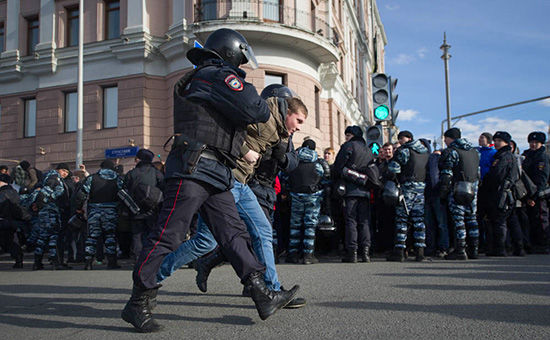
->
xmin=271 ymin=141 xmax=288 ymax=166
xmin=439 ymin=174 xmax=452 ymax=200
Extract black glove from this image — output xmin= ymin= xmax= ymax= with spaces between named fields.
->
xmin=439 ymin=174 xmax=452 ymax=200
xmin=271 ymin=141 xmax=288 ymax=166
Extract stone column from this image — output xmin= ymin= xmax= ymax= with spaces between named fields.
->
xmin=35 ymin=0 xmax=56 ymax=50
xmin=170 ymin=0 xmax=186 ymax=30
xmin=123 ymin=0 xmax=148 ymax=35
xmin=1 ymin=0 xmax=20 ymax=58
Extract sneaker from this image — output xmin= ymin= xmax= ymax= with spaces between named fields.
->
xmin=302 ymin=253 xmax=318 ymax=265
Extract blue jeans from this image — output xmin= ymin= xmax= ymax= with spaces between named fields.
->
xmin=157 ymin=181 xmax=281 ymax=291
xmin=425 ymin=196 xmax=449 ymax=251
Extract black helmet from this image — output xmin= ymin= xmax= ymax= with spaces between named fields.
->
xmin=382 ymin=181 xmax=400 ymax=206
xmin=317 ymin=215 xmax=336 ymax=232
xmin=187 ymin=28 xmax=258 ymax=69
xmin=260 ymin=84 xmax=296 ymax=100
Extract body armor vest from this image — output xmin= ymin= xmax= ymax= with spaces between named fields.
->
xmin=289 ymin=162 xmax=322 ymax=193
xmin=89 ymin=174 xmax=118 ymax=203
xmin=398 ymin=148 xmax=429 ymax=183
xmin=345 ymin=142 xmax=371 ymax=172
xmin=454 ymin=148 xmax=480 ymax=182
xmin=173 ymin=67 xmax=246 ymax=162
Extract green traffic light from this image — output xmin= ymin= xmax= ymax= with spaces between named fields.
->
xmin=370 ymin=142 xmax=380 ymax=155
xmin=374 ymin=105 xmax=389 ymax=120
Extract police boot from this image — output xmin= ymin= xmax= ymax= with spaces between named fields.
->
xmin=107 ymin=255 xmax=121 ymax=269
xmin=121 ymin=285 xmax=162 ymax=333
xmin=195 ymin=249 xmax=225 ymax=293
xmin=467 ymin=238 xmax=479 ymax=259
xmin=32 ymin=254 xmax=44 ymax=271
xmin=52 ymin=259 xmax=71 ymax=270
xmin=415 ymin=247 xmax=426 ymax=262
xmin=387 ymin=247 xmax=405 ymax=262
xmin=342 ymin=249 xmax=358 ymax=263
xmin=84 ymin=257 xmax=94 ymax=270
xmin=246 ymin=272 xmax=299 ymax=320
xmin=359 ymin=246 xmax=370 ymax=263
xmin=445 ymin=243 xmax=468 ymax=260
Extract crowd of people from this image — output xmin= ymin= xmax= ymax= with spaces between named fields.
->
xmin=1 ymin=27 xmax=549 ymax=332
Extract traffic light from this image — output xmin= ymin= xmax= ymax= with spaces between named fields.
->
xmin=372 ymin=73 xmax=391 ymax=122
xmin=366 ymin=124 xmax=383 ymax=155
xmin=389 ymin=77 xmax=399 ymax=123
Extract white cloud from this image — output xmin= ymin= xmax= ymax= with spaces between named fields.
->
xmin=398 ymin=109 xmax=419 ymax=121
xmin=385 ymin=4 xmax=400 ymax=11
xmin=416 ymin=48 xmax=427 ymax=58
xmin=454 ymin=117 xmax=547 ymax=152
xmin=393 ymin=53 xmax=415 ymax=65
xmin=541 ymin=98 xmax=550 ymax=107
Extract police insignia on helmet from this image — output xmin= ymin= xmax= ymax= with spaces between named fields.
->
xmin=225 ymin=75 xmax=243 ymax=91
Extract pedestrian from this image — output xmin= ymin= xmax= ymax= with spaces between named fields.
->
xmin=386 ymin=131 xmax=429 ymax=262
xmin=78 ymin=160 xmax=124 ymax=270
xmin=439 ymin=128 xmax=480 ymax=260
xmin=333 ymin=125 xmax=375 ymax=263
xmin=372 ymin=142 xmax=396 ymax=254
xmin=121 ymin=28 xmax=298 ymax=333
xmin=522 ymin=131 xmax=549 ymax=253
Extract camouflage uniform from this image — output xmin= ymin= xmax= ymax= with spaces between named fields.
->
xmin=34 ymin=170 xmax=66 ymax=261
xmin=81 ymin=168 xmax=123 ymax=260
xmin=388 ymin=140 xmax=429 ymax=249
xmin=439 ymin=138 xmax=480 ymax=253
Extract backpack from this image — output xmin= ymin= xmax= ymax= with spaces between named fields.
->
xmin=130 ymin=183 xmax=163 ymax=212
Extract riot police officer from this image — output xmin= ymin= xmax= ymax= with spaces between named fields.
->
xmin=522 ymin=131 xmax=549 ymax=253
xmin=121 ymin=28 xmax=297 ymax=333
xmin=439 ymin=128 xmax=480 ymax=260
xmin=386 ymin=131 xmax=429 ymax=262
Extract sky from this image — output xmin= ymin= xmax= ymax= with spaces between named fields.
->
xmin=378 ymin=0 xmax=550 ymax=151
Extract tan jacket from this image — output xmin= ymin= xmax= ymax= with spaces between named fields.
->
xmin=233 ymin=97 xmax=289 ymax=184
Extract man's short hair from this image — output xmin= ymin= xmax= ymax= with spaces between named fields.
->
xmin=286 ymin=97 xmax=308 ymax=118
xmin=382 ymin=142 xmax=393 ymax=148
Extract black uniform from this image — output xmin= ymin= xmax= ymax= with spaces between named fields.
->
xmin=333 ymin=136 xmax=375 ymax=258
xmin=124 ymin=161 xmax=165 ymax=258
xmin=133 ymin=58 xmax=269 ymax=290
xmin=0 ymin=185 xmax=31 ymax=266
xmin=481 ymin=145 xmax=521 ymax=254
xmin=522 ymin=146 xmax=550 ymax=250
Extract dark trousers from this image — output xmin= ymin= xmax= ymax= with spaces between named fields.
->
xmin=133 ymin=179 xmax=265 ymax=289
xmin=344 ymin=197 xmax=370 ymax=251
xmin=131 ymin=216 xmax=156 ymax=260
xmin=527 ymin=199 xmax=550 ymax=247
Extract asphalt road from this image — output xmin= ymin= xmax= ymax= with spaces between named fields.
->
xmin=1 ymin=253 xmax=549 ymax=339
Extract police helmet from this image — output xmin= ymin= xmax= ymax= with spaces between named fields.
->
xmin=260 ymin=84 xmax=296 ymax=100
xmin=187 ymin=28 xmax=258 ymax=69
xmin=317 ymin=215 xmax=336 ymax=232
xmin=382 ymin=181 xmax=400 ymax=206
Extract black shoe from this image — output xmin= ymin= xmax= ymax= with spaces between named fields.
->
xmin=284 ymin=297 xmax=306 ymax=309
xmin=195 ymin=249 xmax=226 ymax=293
xmin=52 ymin=261 xmax=72 ymax=270
xmin=434 ymin=249 xmax=448 ymax=258
xmin=242 ymin=284 xmax=252 ymax=297
xmin=121 ymin=285 xmax=162 ymax=333
xmin=415 ymin=247 xmax=426 ymax=262
xmin=107 ymin=255 xmax=121 ymax=269
xmin=303 ymin=253 xmax=319 ymax=265
xmin=486 ymin=248 xmax=507 ymax=257
xmin=445 ymin=248 xmax=468 ymax=260
xmin=13 ymin=262 xmax=23 ymax=269
xmin=246 ymin=272 xmax=299 ymax=320
xmin=285 ymin=253 xmax=301 ymax=264
xmin=359 ymin=246 xmax=370 ymax=263
xmin=84 ymin=258 xmax=94 ymax=270
xmin=387 ymin=248 xmax=404 ymax=262
xmin=32 ymin=255 xmax=44 ymax=271
xmin=513 ymin=243 xmax=526 ymax=257
xmin=467 ymin=238 xmax=479 ymax=259
xmin=342 ymin=249 xmax=358 ymax=263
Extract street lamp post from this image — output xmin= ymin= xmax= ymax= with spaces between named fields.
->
xmin=76 ymin=0 xmax=84 ymax=168
xmin=440 ymin=32 xmax=452 ymax=131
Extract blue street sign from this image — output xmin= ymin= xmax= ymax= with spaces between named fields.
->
xmin=193 ymin=40 xmax=203 ymax=69
xmin=105 ymin=146 xmax=139 ymax=159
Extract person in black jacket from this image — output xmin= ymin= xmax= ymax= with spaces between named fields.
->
xmin=481 ymin=131 xmax=520 ymax=256
xmin=333 ymin=125 xmax=375 ymax=263
xmin=522 ymin=131 xmax=550 ymax=253
xmin=0 ymin=174 xmax=31 ymax=268
xmin=121 ymin=28 xmax=297 ymax=333
xmin=124 ymin=149 xmax=165 ymax=260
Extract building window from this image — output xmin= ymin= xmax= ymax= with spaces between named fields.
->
xmin=24 ymin=98 xmax=37 ymax=137
xmin=0 ymin=22 xmax=5 ymax=52
xmin=64 ymin=92 xmax=77 ymax=132
xmin=105 ymin=0 xmax=120 ymax=40
xmin=265 ymin=73 xmax=285 ymax=87
xmin=27 ymin=17 xmax=39 ymax=54
xmin=263 ymin=0 xmax=280 ymax=22
xmin=314 ymin=86 xmax=320 ymax=129
xmin=103 ymin=86 xmax=118 ymax=128
xmin=198 ymin=0 xmax=218 ymax=21
xmin=67 ymin=7 xmax=79 ymax=47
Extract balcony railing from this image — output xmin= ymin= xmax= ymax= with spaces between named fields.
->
xmin=194 ymin=0 xmax=335 ymax=45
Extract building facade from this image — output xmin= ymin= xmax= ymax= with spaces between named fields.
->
xmin=0 ymin=0 xmax=387 ymax=171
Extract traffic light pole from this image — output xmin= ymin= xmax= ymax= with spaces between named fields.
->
xmin=440 ymin=95 xmax=550 ymax=146
xmin=440 ymin=33 xmax=452 ymax=129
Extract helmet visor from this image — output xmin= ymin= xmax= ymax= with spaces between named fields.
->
xmin=242 ymin=45 xmax=259 ymax=69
